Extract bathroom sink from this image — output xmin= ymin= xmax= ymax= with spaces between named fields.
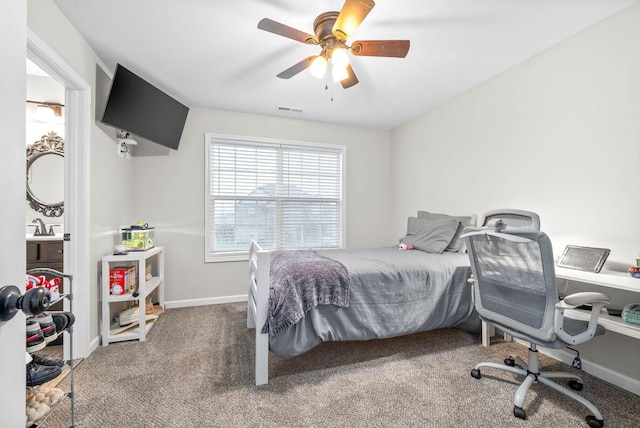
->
xmin=26 ymin=235 xmax=63 ymax=241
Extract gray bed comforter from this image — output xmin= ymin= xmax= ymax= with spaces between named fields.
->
xmin=268 ymin=247 xmax=481 ymax=358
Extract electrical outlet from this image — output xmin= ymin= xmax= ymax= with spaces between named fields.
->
xmin=572 ymin=357 xmax=582 ymax=370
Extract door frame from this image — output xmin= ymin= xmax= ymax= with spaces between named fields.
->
xmin=27 ymin=29 xmax=92 ymax=359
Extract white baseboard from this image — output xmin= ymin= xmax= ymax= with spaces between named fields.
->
xmin=165 ymin=294 xmax=247 ymax=309
xmin=511 ymin=338 xmax=640 ymax=396
xmin=88 ymin=335 xmax=100 ymax=355
xmin=87 ymin=295 xmax=248 ymax=356
xmin=539 ymin=346 xmax=640 ymax=396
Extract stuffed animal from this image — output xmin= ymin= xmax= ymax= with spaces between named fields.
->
xmin=25 ymin=385 xmax=65 ymax=426
xmin=398 ymin=243 xmax=414 ymax=250
xmin=25 ymin=401 xmax=50 ymax=427
xmin=42 ymin=387 xmax=65 ymax=406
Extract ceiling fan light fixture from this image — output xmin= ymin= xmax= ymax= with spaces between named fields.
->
xmin=332 ymin=63 xmax=349 ymax=82
xmin=309 ymin=55 xmax=328 ymax=79
xmin=259 ymin=0 xmax=409 ymax=88
xmin=331 ymin=48 xmax=349 ymax=68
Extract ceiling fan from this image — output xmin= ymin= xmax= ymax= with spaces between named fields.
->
xmin=258 ymin=0 xmax=410 ymax=89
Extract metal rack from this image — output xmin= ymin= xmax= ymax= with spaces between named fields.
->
xmin=26 ymin=268 xmax=75 ymax=428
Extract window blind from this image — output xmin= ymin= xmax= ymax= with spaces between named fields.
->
xmin=206 ymin=135 xmax=344 ymax=261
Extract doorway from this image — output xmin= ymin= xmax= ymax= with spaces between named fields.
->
xmin=27 ymin=29 xmax=91 ymax=360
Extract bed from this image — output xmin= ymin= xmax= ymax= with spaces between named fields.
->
xmin=246 ymin=209 xmax=543 ymax=385
xmin=247 ymin=211 xmax=483 ymax=385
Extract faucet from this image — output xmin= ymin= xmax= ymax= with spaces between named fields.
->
xmin=32 ymin=218 xmax=54 ymax=236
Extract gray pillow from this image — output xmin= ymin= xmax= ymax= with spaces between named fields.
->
xmin=400 ymin=217 xmax=460 ymax=254
xmin=417 ymin=211 xmax=476 ymax=252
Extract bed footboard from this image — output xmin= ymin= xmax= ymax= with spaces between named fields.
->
xmin=248 ymin=240 xmax=270 ymax=385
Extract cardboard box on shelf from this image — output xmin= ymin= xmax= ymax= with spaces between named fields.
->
xmin=109 ymin=266 xmax=136 ymax=295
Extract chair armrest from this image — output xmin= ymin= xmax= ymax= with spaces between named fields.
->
xmin=561 ymin=291 xmax=610 ymax=308
xmin=553 ymin=292 xmax=610 ymax=345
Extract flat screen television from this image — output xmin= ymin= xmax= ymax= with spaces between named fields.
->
xmin=101 ymin=63 xmax=189 ymax=150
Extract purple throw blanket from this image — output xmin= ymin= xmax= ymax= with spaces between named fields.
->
xmin=262 ymin=250 xmax=351 ymax=336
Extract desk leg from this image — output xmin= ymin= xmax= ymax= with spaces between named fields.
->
xmin=481 ymin=321 xmax=495 ymax=347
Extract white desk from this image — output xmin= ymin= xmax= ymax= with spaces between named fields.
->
xmin=480 ymin=267 xmax=640 ymax=394
xmin=481 ymin=267 xmax=640 ymax=345
xmin=553 ymin=267 xmax=640 ymax=394
xmin=555 ymin=267 xmax=640 ymax=340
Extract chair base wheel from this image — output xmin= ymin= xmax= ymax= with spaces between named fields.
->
xmin=514 ymin=406 xmax=526 ymax=420
xmin=586 ymin=415 xmax=603 ymax=428
xmin=568 ymin=379 xmax=584 ymax=391
xmin=504 ymin=356 xmax=515 ymax=367
xmin=470 ymin=368 xmax=481 ymax=379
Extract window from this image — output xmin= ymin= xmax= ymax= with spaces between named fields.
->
xmin=205 ymin=133 xmax=345 ymax=262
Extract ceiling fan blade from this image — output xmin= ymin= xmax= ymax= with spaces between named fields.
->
xmin=332 ymin=0 xmax=375 ymax=40
xmin=340 ymin=65 xmax=359 ymax=89
xmin=258 ymin=18 xmax=317 ymax=44
xmin=351 ymin=40 xmax=410 ymax=57
xmin=276 ymin=56 xmax=316 ymax=79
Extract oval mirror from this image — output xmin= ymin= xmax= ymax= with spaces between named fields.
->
xmin=27 ymin=132 xmax=64 ymax=217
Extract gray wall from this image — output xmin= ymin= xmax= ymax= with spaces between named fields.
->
xmin=29 ymin=0 xmax=393 ymax=345
xmin=390 ymin=2 xmax=640 ymax=380
xmin=131 ymin=108 xmax=392 ymax=303
xmin=391 ymin=3 xmax=640 ymax=265
xmin=28 ymin=1 xmax=137 ymax=348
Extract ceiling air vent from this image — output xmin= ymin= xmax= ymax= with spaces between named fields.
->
xmin=276 ymin=105 xmax=303 ymax=114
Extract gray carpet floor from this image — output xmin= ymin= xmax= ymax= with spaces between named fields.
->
xmin=45 ymin=302 xmax=639 ymax=427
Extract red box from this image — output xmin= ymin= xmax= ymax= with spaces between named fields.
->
xmin=109 ymin=266 xmax=136 ymax=295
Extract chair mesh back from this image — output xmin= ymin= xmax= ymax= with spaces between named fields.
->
xmin=466 ymin=230 xmax=558 ymax=341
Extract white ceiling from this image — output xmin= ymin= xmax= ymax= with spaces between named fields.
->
xmin=53 ymin=0 xmax=637 ymax=130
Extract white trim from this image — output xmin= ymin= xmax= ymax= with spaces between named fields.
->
xmin=204 ymin=132 xmax=347 ymax=262
xmin=512 ymin=337 xmax=640 ymax=395
xmin=88 ymin=336 xmax=100 ymax=355
xmin=165 ymin=294 xmax=247 ymax=309
xmin=205 ymin=132 xmax=346 ymax=152
xmin=538 ymin=346 xmax=640 ymax=396
xmin=27 ymin=29 xmax=92 ymax=360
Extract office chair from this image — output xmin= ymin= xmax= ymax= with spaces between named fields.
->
xmin=462 ymin=225 xmax=609 ymax=427
xmin=478 ymin=209 xmax=541 ymax=345
xmin=480 ymin=208 xmax=541 ymax=230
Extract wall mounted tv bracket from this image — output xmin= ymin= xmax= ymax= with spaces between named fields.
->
xmin=117 ymin=130 xmax=138 ymax=159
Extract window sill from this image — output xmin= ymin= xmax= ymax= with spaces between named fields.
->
xmin=205 ymin=252 xmax=249 ymax=263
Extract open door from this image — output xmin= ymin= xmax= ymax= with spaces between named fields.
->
xmin=1 ymin=2 xmax=28 ymax=425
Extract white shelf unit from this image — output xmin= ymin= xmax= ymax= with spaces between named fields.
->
xmin=556 ymin=267 xmax=640 ymax=339
xmin=101 ymin=246 xmax=164 ymax=346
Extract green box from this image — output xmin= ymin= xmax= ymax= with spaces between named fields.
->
xmin=120 ymin=227 xmax=155 ymax=251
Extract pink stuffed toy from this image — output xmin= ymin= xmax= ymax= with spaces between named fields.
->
xmin=398 ymin=243 xmax=414 ymax=250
